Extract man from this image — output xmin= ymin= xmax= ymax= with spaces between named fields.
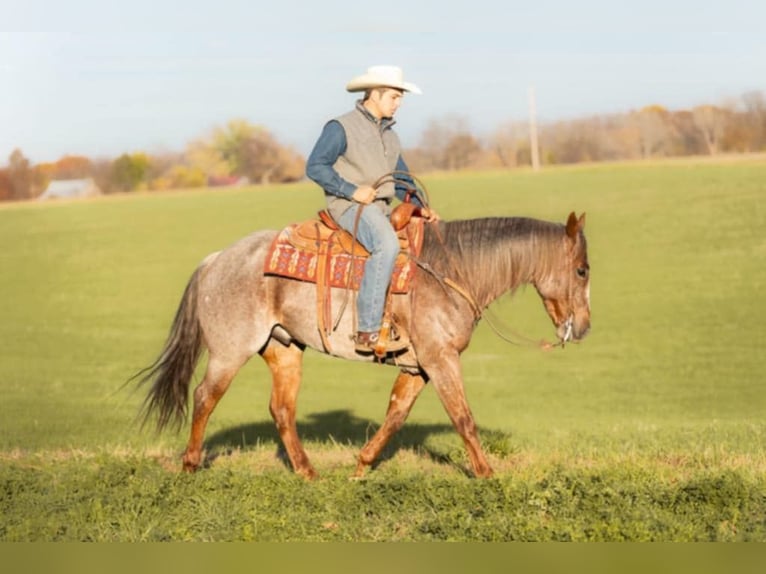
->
xmin=306 ymin=65 xmax=438 ymax=354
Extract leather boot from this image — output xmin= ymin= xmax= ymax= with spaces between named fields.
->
xmin=354 ymin=330 xmax=409 ymax=355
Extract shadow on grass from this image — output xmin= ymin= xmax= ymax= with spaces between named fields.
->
xmin=203 ymin=409 xmax=496 ymax=475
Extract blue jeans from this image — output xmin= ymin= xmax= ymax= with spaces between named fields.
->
xmin=338 ymin=203 xmax=400 ymax=333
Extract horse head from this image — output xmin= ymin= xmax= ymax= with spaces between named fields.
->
xmin=534 ymin=212 xmax=591 ymax=344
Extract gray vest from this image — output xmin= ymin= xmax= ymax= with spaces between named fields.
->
xmin=326 ymin=104 xmax=401 ymax=221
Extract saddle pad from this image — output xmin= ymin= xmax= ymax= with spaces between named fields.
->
xmin=263 ymin=223 xmax=420 ymax=293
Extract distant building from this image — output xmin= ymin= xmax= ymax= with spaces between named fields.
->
xmin=38 ymin=178 xmax=102 ymax=200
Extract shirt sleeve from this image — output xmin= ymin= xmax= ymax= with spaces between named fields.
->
xmin=305 ymin=120 xmax=357 ymax=199
xmin=394 ymin=156 xmax=425 ymax=207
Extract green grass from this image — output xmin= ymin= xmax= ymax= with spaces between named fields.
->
xmin=2 ymin=449 xmax=764 ymax=541
xmin=1 ymin=158 xmax=765 ymax=540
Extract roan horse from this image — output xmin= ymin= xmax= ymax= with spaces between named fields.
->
xmin=136 ymin=211 xmax=590 ymax=479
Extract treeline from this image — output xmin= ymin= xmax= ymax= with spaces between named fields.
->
xmin=406 ymin=90 xmax=766 ymax=172
xmin=2 ymin=90 xmax=765 ymax=201
xmin=0 ymin=120 xmax=304 ymax=201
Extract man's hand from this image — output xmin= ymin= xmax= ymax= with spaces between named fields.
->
xmin=352 ymin=185 xmax=376 ymax=205
xmin=420 ymin=207 xmax=440 ymax=223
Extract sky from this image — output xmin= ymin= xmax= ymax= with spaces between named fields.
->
xmin=2 ymin=0 xmax=765 ymax=164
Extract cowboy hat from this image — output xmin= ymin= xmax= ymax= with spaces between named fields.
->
xmin=345 ymin=65 xmax=422 ymax=94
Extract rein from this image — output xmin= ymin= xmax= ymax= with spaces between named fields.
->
xmin=409 ymin=251 xmax=565 ymax=350
xmin=342 ymin=171 xmax=568 ymax=351
xmin=387 ymin=171 xmax=568 ymax=351
xmin=484 ymin=307 xmax=569 ymax=350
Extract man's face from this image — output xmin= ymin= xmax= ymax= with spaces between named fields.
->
xmin=368 ymin=88 xmax=404 ymax=119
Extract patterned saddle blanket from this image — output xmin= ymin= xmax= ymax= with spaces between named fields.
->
xmin=263 ymin=211 xmax=424 ymax=293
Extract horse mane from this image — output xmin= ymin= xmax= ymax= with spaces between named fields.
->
xmin=420 ymin=217 xmax=573 ymax=306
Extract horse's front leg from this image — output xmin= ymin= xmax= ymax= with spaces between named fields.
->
xmin=354 ymin=370 xmax=427 ymax=478
xmin=261 ymin=340 xmax=317 ymax=480
xmin=423 ymin=353 xmax=493 ymax=478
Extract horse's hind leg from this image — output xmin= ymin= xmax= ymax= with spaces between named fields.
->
xmin=354 ymin=370 xmax=427 ymax=478
xmin=261 ymin=340 xmax=316 ymax=480
xmin=182 ymin=356 xmax=242 ymax=472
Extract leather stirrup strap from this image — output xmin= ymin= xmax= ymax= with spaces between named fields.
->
xmin=315 ymin=222 xmax=333 ymax=353
xmin=323 ymin=232 xmax=335 ymax=342
xmin=373 ymin=284 xmax=397 ymax=358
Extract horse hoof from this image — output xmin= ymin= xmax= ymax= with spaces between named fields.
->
xmin=297 ymin=468 xmax=319 ymax=481
xmin=475 ymin=468 xmax=494 ymax=479
xmin=182 ymin=456 xmax=200 ymax=473
xmin=351 ymin=463 xmax=369 ymax=481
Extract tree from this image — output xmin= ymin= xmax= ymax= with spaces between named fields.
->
xmin=668 ymin=110 xmax=707 ymax=156
xmin=739 ymin=91 xmax=766 ymax=151
xmin=539 ymin=116 xmax=611 ymax=164
xmin=265 ymin=144 xmax=305 ymax=184
xmin=238 ymin=128 xmax=282 ymax=183
xmin=632 ymin=105 xmax=676 ymax=158
xmin=442 ymin=133 xmax=482 ymax=170
xmin=91 ymin=159 xmax=117 ymax=194
xmin=110 ymin=153 xmax=150 ymax=192
xmin=7 ymin=149 xmax=32 ymax=200
xmin=0 ymin=169 xmax=11 ymax=201
xmin=399 ymin=147 xmax=436 ymax=174
xmin=691 ymin=105 xmax=729 ymax=155
xmin=186 ymin=140 xmax=231 ymax=180
xmin=489 ymin=121 xmax=526 ymax=168
xmin=212 ymin=119 xmax=257 ymax=176
xmin=150 ymin=165 xmax=207 ymax=190
xmin=418 ymin=115 xmax=480 ymax=171
xmin=53 ymin=155 xmax=93 ymax=179
xmin=201 ymin=119 xmax=305 ymax=184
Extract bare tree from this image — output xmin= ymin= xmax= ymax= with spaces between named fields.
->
xmin=240 ymin=133 xmax=304 ymax=184
xmin=691 ymin=105 xmax=729 ymax=155
xmin=632 ymin=105 xmax=676 ymax=158
xmin=539 ymin=116 xmax=611 ymax=164
xmin=399 ymin=147 xmax=436 ymax=174
xmin=740 ymin=91 xmax=766 ymax=150
xmin=489 ymin=121 xmax=526 ymax=168
xmin=418 ymin=118 xmax=453 ymax=170
xmin=443 ymin=133 xmax=482 ymax=170
xmin=418 ymin=115 xmax=481 ymax=171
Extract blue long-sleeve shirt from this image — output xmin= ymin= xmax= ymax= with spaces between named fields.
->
xmin=306 ymin=120 xmax=424 ymax=207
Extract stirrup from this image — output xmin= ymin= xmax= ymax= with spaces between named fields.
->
xmin=354 ymin=331 xmax=409 ymax=355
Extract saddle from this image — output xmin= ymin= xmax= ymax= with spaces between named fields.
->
xmin=264 ymin=203 xmax=425 ymax=353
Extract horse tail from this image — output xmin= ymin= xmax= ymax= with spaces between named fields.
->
xmin=135 ymin=261 xmax=209 ymax=432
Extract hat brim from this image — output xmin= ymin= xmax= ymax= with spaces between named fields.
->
xmin=346 ymin=75 xmax=422 ymax=95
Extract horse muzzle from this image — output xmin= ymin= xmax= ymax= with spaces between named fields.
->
xmin=557 ymin=314 xmax=590 ymax=343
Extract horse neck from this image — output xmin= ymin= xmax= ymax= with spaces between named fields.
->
xmin=424 ymin=217 xmax=564 ymax=308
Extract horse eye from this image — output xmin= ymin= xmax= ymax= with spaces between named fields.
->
xmin=576 ymin=267 xmax=588 ymax=278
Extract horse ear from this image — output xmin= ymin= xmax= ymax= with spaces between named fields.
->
xmin=565 ymin=212 xmax=586 ymax=239
xmin=566 ymin=211 xmax=582 ymax=239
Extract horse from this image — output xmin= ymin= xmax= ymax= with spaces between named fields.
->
xmin=136 ymin=211 xmax=590 ymax=479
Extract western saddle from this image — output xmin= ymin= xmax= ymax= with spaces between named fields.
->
xmin=264 ymin=202 xmax=424 ymax=357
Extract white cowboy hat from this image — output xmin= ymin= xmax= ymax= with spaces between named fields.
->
xmin=345 ymin=65 xmax=422 ymax=94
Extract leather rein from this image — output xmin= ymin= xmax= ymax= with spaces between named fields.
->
xmin=375 ymin=171 xmax=568 ymax=351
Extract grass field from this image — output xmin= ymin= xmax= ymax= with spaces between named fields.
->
xmin=1 ymin=157 xmax=765 ymax=541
